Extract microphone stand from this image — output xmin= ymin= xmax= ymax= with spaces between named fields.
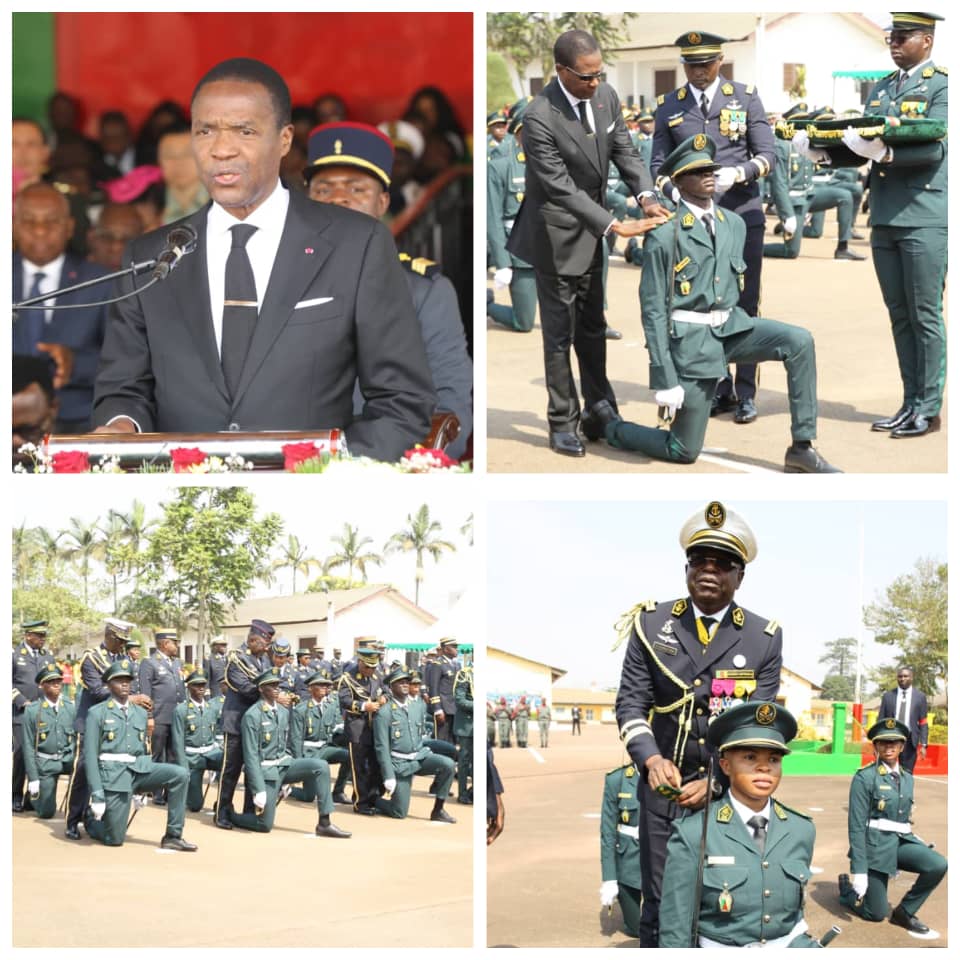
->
xmin=13 ymin=259 xmax=159 ymax=316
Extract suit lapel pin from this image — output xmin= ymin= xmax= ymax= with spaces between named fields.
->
xmin=305 ymin=247 xmax=314 ymax=255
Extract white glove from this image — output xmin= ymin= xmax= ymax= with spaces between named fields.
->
xmin=600 ymin=880 xmax=620 ymax=907
xmin=714 ymin=166 xmax=739 ymax=192
xmin=625 ymin=195 xmax=638 ymax=208
xmin=783 ymin=216 xmax=797 ymax=237
xmin=842 ymin=126 xmax=887 ymax=162
xmin=851 ymin=873 xmax=869 ymax=898
xmin=253 ymin=791 xmax=267 ymax=810
xmin=90 ymin=800 xmax=106 ymax=820
xmin=655 ymin=385 xmax=685 ymax=420
xmin=493 ymin=267 xmax=513 ymax=290
xmin=27 ymin=780 xmax=40 ymax=799
xmin=131 ymin=794 xmax=149 ymax=810
xmin=383 ymin=778 xmax=397 ymax=794
xmin=279 ymin=784 xmax=293 ymax=800
xmin=791 ymin=130 xmax=831 ymax=164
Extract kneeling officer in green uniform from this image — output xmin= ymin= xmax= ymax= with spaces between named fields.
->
xmin=600 ymin=762 xmax=643 ymax=938
xmin=594 ymin=134 xmax=840 ymax=474
xmin=171 ymin=670 xmax=223 ymax=812
xmin=231 ymin=668 xmax=351 ymax=838
xmin=659 ymin=702 xmax=822 ymax=947
xmin=84 ymin=660 xmax=197 ymax=851
xmin=22 ymin=665 xmax=76 ymax=819
xmin=839 ymin=718 xmax=947 ymax=938
xmin=373 ymin=666 xmax=457 ymax=822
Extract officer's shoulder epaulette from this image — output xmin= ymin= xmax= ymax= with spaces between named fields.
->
xmin=773 ymin=800 xmax=811 ymax=821
xmin=745 ymin=83 xmax=755 ymax=95
xmin=657 ymin=93 xmax=666 ymax=106
xmin=935 ymin=65 xmax=948 ymax=76
xmin=764 ymin=619 xmax=779 ymax=636
xmin=398 ymin=252 xmax=440 ymax=278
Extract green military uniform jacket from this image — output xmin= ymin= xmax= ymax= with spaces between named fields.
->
xmin=172 ymin=696 xmax=220 ymax=769
xmin=373 ymin=696 xmax=431 ymax=780
xmin=453 ymin=667 xmax=474 ymax=737
xmin=84 ymin=698 xmax=152 ymax=800
xmin=768 ymin=139 xmax=814 ymax=221
xmin=240 ymin=699 xmax=293 ymax=795
xmin=408 ymin=694 xmax=429 ymax=741
xmin=22 ymin=697 xmax=76 ymax=780
xmin=290 ymin=694 xmax=342 ymax=757
xmin=659 ymin=791 xmax=816 ymax=948
xmin=640 ymin=203 xmax=755 ymax=390
xmin=847 ymin=760 xmax=922 ymax=876
xmin=600 ymin=764 xmax=642 ymax=889
xmin=487 ymin=143 xmax=531 ymax=270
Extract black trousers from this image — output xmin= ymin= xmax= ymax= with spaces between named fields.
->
xmin=215 ymin=731 xmax=246 ymax=815
xmin=900 ymin=740 xmax=919 ymax=773
xmin=432 ymin=713 xmax=456 ymax=744
xmin=535 ymin=241 xmax=614 ymax=431
xmin=348 ymin=739 xmax=381 ymax=811
xmin=65 ymin=732 xmax=88 ymax=829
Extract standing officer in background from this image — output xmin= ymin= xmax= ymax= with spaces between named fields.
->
xmin=171 ymin=669 xmax=223 ymax=812
xmin=825 ymin=12 xmax=946 ymax=438
xmin=338 ymin=644 xmax=387 ymax=815
xmin=537 ymin=700 xmax=552 ymax=747
xmin=138 ymin=628 xmax=186 ymax=805
xmin=839 ymin=718 xmax=947 ymax=938
xmin=22 ymin=664 xmax=76 ymax=819
xmin=652 ymin=31 xmax=776 ymax=426
xmin=12 ymin=620 xmax=56 ymax=812
xmin=496 ymin=697 xmax=513 ymax=747
xmin=600 ymin=761 xmax=643 ymax=939
xmin=203 ymin=636 xmax=229 ymax=697
xmin=615 ymin=502 xmax=783 ymax=946
xmin=513 ymin=696 xmax=531 ymax=748
xmin=125 ymin=637 xmax=142 ymax=695
xmin=453 ymin=662 xmax=474 ymax=804
xmin=215 ymin=618 xmax=275 ymax=829
xmin=424 ymin=637 xmax=461 ymax=744
xmin=507 ymin=28 xmax=668 ymax=458
xmin=877 ymin=666 xmax=929 ymax=772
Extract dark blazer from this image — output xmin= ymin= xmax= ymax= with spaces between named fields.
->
xmin=13 ymin=253 xmax=110 ymax=426
xmin=507 ymin=78 xmax=655 ymax=275
xmin=92 ymin=188 xmax=435 ymax=461
xmin=878 ymin=687 xmax=929 ymax=748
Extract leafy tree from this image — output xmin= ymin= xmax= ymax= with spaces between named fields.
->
xmin=820 ymin=673 xmax=856 ymax=702
xmin=108 ymin=500 xmax=156 ymax=591
xmin=818 ymin=636 xmax=857 ymax=679
xmin=138 ymin=488 xmax=282 ymax=658
xmin=12 ymin=584 xmax=102 ymax=653
xmin=31 ymin=526 xmax=66 ymax=584
xmin=384 ymin=504 xmax=456 ymax=606
xmin=863 ymin=558 xmax=947 ymax=699
xmin=60 ymin=517 xmax=105 ymax=608
xmin=488 ymin=52 xmax=516 ymax=110
xmin=307 ymin=573 xmax=369 ymax=594
xmin=326 ymin=523 xmax=383 ymax=583
xmin=269 ymin=533 xmax=323 ymax=594
xmin=12 ymin=523 xmax=36 ymax=592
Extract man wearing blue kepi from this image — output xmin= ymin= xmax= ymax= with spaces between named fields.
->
xmin=838 ymin=718 xmax=947 ymax=939
xmin=658 ymin=701 xmax=821 ymax=948
xmin=593 ymin=135 xmax=839 ymax=473
xmin=652 ymin=31 xmax=777 ymax=427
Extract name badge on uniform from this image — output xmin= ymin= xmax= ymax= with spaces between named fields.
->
xmin=707 ymin=856 xmax=736 ymax=865
xmin=653 ymin=641 xmax=678 ymax=656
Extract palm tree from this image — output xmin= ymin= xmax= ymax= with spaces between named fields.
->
xmin=384 ymin=505 xmax=456 ymax=606
xmin=32 ymin=526 xmax=65 ymax=584
xmin=269 ymin=534 xmax=324 ymax=594
xmin=109 ymin=500 xmax=156 ymax=591
xmin=12 ymin=523 xmax=37 ymax=592
xmin=99 ymin=513 xmax=129 ymax=613
xmin=60 ymin=517 xmax=105 ymax=608
xmin=326 ymin=523 xmax=383 ymax=584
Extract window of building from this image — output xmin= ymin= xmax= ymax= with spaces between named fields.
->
xmin=585 ymin=708 xmax=594 ymax=721
xmin=654 ymin=69 xmax=676 ymax=97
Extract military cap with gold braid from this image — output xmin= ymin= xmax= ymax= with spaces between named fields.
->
xmin=36 ymin=664 xmax=63 ymax=684
xmin=356 ymin=646 xmax=380 ymax=668
xmin=888 ymin=12 xmax=943 ymax=31
xmin=256 ymin=667 xmax=283 ymax=687
xmin=102 ymin=659 xmax=135 ymax=682
xmin=304 ymin=121 xmax=394 ymax=189
xmin=679 ymin=500 xmax=758 ymax=564
xmin=675 ymin=30 xmax=728 ymax=63
xmin=386 ymin=665 xmax=412 ymax=685
xmin=155 ymin=629 xmax=178 ymax=642
xmin=105 ymin=617 xmax=134 ymax=640
xmin=307 ymin=671 xmax=333 ymax=687
xmin=21 ymin=619 xmax=48 ymax=635
xmin=658 ymin=134 xmax=722 ymax=180
xmin=487 ymin=109 xmax=508 ymax=128
xmin=186 ymin=670 xmax=208 ymax=687
xmin=707 ymin=701 xmax=798 ymax=754
xmin=867 ymin=717 xmax=910 ymax=741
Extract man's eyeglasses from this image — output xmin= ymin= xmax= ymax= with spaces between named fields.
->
xmin=885 ymin=30 xmax=923 ymax=46
xmin=687 ymin=553 xmax=742 ymax=572
xmin=560 ymin=64 xmax=606 ymax=82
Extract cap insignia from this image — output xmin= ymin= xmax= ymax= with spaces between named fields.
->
xmin=694 ymin=133 xmax=707 ymax=150
xmin=885 ymin=718 xmax=896 ymax=729
xmin=756 ymin=703 xmax=776 ymax=725
xmin=122 ymin=659 xmax=129 ymax=669
xmin=705 ymin=501 xmax=725 ymax=528
xmin=334 ymin=139 xmax=343 ymax=155
xmin=688 ymin=32 xmax=701 ymax=45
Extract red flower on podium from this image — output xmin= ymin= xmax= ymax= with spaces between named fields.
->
xmin=170 ymin=447 xmax=207 ymax=472
xmin=282 ymin=441 xmax=321 ymax=471
xmin=50 ymin=450 xmax=90 ymax=473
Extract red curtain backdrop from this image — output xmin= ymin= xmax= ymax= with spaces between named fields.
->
xmin=55 ymin=12 xmax=471 ymax=134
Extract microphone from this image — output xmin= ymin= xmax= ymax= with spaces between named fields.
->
xmin=151 ymin=225 xmax=198 ymax=280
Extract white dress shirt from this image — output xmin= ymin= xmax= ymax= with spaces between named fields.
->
xmin=21 ymin=254 xmax=65 ymax=330
xmin=729 ymin=792 xmax=772 ymax=834
xmin=558 ymin=78 xmax=596 ymax=133
xmin=688 ymin=77 xmax=723 ymax=115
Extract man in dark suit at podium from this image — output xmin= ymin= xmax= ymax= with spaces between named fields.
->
xmin=92 ymin=57 xmax=434 ymax=462
xmin=507 ymin=29 xmax=668 ymax=457
xmin=878 ymin=666 xmax=929 ymax=772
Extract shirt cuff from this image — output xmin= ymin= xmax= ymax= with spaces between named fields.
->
xmin=603 ymin=219 xmax=617 ymax=236
xmin=105 ymin=414 xmax=142 ymax=433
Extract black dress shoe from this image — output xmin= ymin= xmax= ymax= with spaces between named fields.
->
xmin=784 ymin=444 xmax=842 ymax=473
xmin=890 ymin=904 xmax=930 ymax=934
xmin=604 ymin=325 xmax=623 ymax=340
xmin=152 ymin=796 xmax=167 ymax=807
xmin=710 ymin=394 xmax=737 ymax=417
xmin=332 ymin=792 xmax=350 ymax=805
xmin=548 ymin=431 xmax=585 ymax=457
xmin=354 ymin=806 xmax=377 ymax=816
xmin=580 ymin=399 xmax=620 ymax=441
xmin=316 ymin=822 xmax=352 ymax=838
xmin=12 ymin=799 xmax=23 ymax=813
xmin=430 ymin=807 xmax=457 ymax=823
xmin=160 ymin=835 xmax=198 ymax=852
xmin=871 ymin=406 xmax=914 ymax=431
xmin=214 ymin=808 xmax=234 ymax=830
xmin=834 ymin=247 xmax=866 ymax=261
xmin=64 ymin=825 xmax=82 ymax=841
xmin=891 ymin=413 xmax=940 ymax=438
xmin=457 ymin=795 xmax=474 ymax=805
xmin=838 ymin=873 xmax=852 ymax=896
xmin=734 ymin=398 xmax=757 ymax=424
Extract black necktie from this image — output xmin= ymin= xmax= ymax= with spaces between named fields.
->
xmin=700 ymin=92 xmax=710 ymax=118
xmin=26 ymin=270 xmax=47 ymax=352
xmin=747 ymin=814 xmax=767 ymax=852
xmin=221 ymin=223 xmax=259 ymax=397
xmin=577 ymin=100 xmax=593 ymax=136
xmin=702 ymin=212 xmax=715 ymax=241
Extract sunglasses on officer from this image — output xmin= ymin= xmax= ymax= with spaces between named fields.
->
xmin=686 ymin=552 xmax=743 ymax=572
xmin=559 ymin=64 xmax=606 ymax=82
xmin=885 ymin=29 xmax=926 ymax=46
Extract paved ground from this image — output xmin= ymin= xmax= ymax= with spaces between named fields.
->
xmin=487 ymin=723 xmax=947 ymax=948
xmin=487 ymin=222 xmax=947 ymax=473
xmin=13 ymin=783 xmax=472 ymax=947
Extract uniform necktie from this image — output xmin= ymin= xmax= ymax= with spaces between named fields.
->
xmin=221 ymin=223 xmax=259 ymax=398
xmin=700 ymin=92 xmax=710 ymax=118
xmin=702 ymin=212 xmax=715 ymax=240
xmin=897 ymin=693 xmax=907 ymax=722
xmin=890 ymin=769 xmax=900 ymax=786
xmin=747 ymin=814 xmax=767 ymax=852
xmin=25 ymin=270 xmax=47 ymax=352
xmin=697 ymin=616 xmax=717 ymax=646
xmin=896 ymin=71 xmax=907 ymax=93
xmin=577 ymin=100 xmax=593 ymax=136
